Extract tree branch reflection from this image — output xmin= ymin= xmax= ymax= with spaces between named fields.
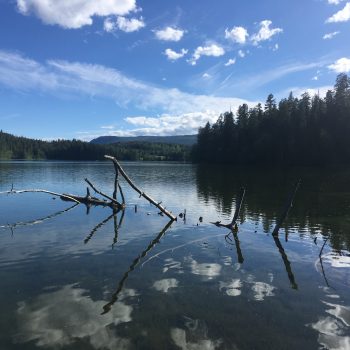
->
xmin=0 ymin=203 xmax=79 ymax=232
xmin=102 ymin=220 xmax=173 ymax=315
xmin=225 ymin=231 xmax=244 ymax=264
xmin=84 ymin=208 xmax=124 ymax=246
xmin=272 ymin=235 xmax=298 ymax=289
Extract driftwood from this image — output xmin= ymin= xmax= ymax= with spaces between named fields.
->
xmin=272 ymin=180 xmax=301 ymax=236
xmin=0 ymin=155 xmax=175 ymax=219
xmin=0 ymin=189 xmax=81 ymax=204
xmin=104 ymin=155 xmax=176 ymax=221
xmin=211 ymin=187 xmax=245 ymax=230
xmin=84 ymin=178 xmax=122 ymax=209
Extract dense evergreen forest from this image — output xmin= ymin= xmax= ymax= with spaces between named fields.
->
xmin=0 ymin=131 xmax=189 ymax=161
xmin=193 ymin=73 xmax=350 ymax=165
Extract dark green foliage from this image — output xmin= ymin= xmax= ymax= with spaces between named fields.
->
xmin=0 ymin=132 xmax=190 ymax=161
xmin=193 ymin=74 xmax=350 ymax=165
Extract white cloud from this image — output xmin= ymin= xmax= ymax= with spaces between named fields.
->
xmin=103 ymin=18 xmax=115 ymax=32
xmin=164 ymin=48 xmax=188 ymax=61
xmin=218 ymin=59 xmax=329 ymax=94
xmin=278 ymin=85 xmax=332 ymax=100
xmin=323 ymin=31 xmax=340 ymax=39
xmin=251 ymin=20 xmax=283 ymax=45
xmin=16 ymin=0 xmax=136 ymax=29
xmin=328 ymin=57 xmax=350 ymax=72
xmin=202 ymin=73 xmax=211 ymax=78
xmin=225 ymin=58 xmax=236 ymax=66
xmin=238 ymin=49 xmax=245 ymax=58
xmin=104 ymin=16 xmax=144 ymax=33
xmin=116 ymin=16 xmax=145 ymax=32
xmin=122 ymin=111 xmax=225 ymax=136
xmin=225 ymin=26 xmax=248 ymax=44
xmin=272 ymin=43 xmax=279 ymax=51
xmin=326 ymin=2 xmax=350 ymax=22
xmin=312 ymin=76 xmax=319 ymax=81
xmin=190 ymin=44 xmax=225 ymax=65
xmin=328 ymin=0 xmax=344 ymax=4
xmin=0 ymin=50 xmax=255 ymax=138
xmin=154 ymin=27 xmax=184 ymax=41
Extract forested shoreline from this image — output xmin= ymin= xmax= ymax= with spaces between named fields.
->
xmin=193 ymin=73 xmax=350 ymax=165
xmin=1 ymin=74 xmax=349 ymax=165
xmin=0 ymin=131 xmax=189 ymax=161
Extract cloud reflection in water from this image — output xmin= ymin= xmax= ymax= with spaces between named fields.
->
xmin=15 ymin=284 xmax=136 ymax=349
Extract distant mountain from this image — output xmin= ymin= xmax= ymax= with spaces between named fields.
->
xmin=90 ymin=134 xmax=197 ymax=146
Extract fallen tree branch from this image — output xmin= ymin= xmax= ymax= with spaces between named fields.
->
xmin=104 ymin=155 xmax=176 ymax=221
xmin=84 ymin=178 xmax=123 ymax=209
xmin=0 ymin=189 xmax=80 ymax=204
xmin=60 ymin=193 xmax=111 ymax=207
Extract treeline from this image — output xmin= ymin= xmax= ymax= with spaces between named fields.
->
xmin=193 ymin=73 xmax=350 ymax=165
xmin=0 ymin=131 xmax=189 ymax=161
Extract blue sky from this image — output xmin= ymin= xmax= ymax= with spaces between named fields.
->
xmin=0 ymin=0 xmax=349 ymax=140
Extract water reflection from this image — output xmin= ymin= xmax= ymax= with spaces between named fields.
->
xmin=219 ymin=279 xmax=242 ymax=296
xmin=152 ymin=278 xmax=179 ymax=293
xmin=84 ymin=208 xmax=125 ymax=247
xmin=310 ymin=300 xmax=350 ymax=350
xmin=188 ymin=257 xmax=222 ymax=280
xmin=273 ymin=235 xmax=298 ymax=289
xmin=102 ymin=219 xmax=173 ymax=314
xmin=251 ymin=281 xmax=275 ymax=301
xmin=15 ymin=284 xmax=136 ymax=349
xmin=1 ymin=162 xmax=350 ymax=350
xmin=225 ymin=231 xmax=244 ymax=264
xmin=196 ymin=164 xmax=350 ymax=251
xmin=171 ymin=318 xmax=223 ymax=350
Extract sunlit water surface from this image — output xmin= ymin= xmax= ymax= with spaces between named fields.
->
xmin=0 ymin=161 xmax=350 ymax=350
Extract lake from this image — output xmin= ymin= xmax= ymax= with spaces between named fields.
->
xmin=0 ymin=161 xmax=350 ymax=350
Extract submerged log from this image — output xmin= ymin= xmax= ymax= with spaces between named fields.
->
xmin=104 ymin=155 xmax=176 ymax=221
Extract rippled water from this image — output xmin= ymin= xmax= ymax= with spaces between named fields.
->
xmin=0 ymin=161 xmax=350 ymax=350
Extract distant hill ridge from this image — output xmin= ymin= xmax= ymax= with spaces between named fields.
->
xmin=90 ymin=134 xmax=197 ymax=146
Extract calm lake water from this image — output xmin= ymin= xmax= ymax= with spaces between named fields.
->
xmin=0 ymin=161 xmax=350 ymax=350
